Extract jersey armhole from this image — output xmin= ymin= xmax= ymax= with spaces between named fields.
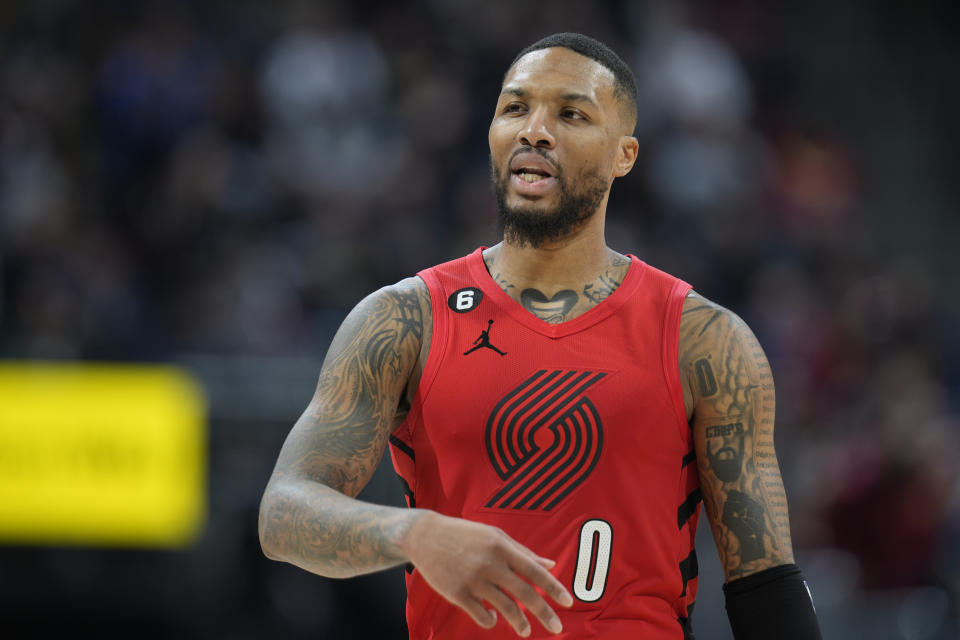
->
xmin=399 ymin=270 xmax=449 ymax=441
xmin=661 ymin=280 xmax=693 ymax=440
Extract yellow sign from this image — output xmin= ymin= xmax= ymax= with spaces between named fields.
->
xmin=0 ymin=362 xmax=206 ymax=547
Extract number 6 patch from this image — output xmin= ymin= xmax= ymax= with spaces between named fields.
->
xmin=448 ymin=287 xmax=483 ymax=313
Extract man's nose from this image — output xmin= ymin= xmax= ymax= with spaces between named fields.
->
xmin=517 ymin=106 xmax=556 ymax=148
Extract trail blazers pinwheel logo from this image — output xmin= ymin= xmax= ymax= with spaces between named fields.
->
xmin=484 ymin=370 xmax=607 ymax=511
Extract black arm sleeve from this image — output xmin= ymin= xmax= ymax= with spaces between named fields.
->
xmin=723 ymin=563 xmax=823 ymax=640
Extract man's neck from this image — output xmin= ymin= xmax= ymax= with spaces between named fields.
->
xmin=481 ymin=226 xmax=631 ymax=325
xmin=493 ymin=235 xmax=610 ymax=285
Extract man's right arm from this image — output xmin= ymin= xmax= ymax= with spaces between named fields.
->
xmin=257 ymin=276 xmax=573 ymax=636
xmin=258 ymin=277 xmax=429 ymax=578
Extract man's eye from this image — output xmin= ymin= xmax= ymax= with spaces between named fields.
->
xmin=504 ymin=103 xmax=525 ymax=114
xmin=562 ymin=109 xmax=584 ymax=120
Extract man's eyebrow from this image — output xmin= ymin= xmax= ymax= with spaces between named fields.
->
xmin=559 ymin=92 xmax=599 ymax=109
xmin=499 ymin=87 xmax=600 ymax=110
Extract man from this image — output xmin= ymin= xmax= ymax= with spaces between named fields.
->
xmin=259 ymin=33 xmax=822 ymax=639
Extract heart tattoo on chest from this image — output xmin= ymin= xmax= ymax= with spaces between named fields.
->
xmin=520 ymin=289 xmax=578 ymax=323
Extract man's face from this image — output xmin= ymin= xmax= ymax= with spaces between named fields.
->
xmin=488 ymin=47 xmax=636 ymax=247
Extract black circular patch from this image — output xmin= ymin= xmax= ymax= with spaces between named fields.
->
xmin=448 ymin=287 xmax=483 ymax=313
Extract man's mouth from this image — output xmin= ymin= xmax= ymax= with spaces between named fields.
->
xmin=515 ymin=168 xmax=551 ymax=183
xmin=512 ymin=163 xmax=553 ymax=183
xmin=506 ymin=152 xmax=559 ymax=196
xmin=509 ymin=152 xmax=557 ymax=182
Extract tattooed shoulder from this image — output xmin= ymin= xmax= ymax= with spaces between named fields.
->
xmin=678 ymin=293 xmax=750 ymax=378
xmin=277 ymin=277 xmax=429 ymax=497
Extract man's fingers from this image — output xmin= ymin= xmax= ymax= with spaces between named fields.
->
xmin=508 ymin=536 xmax=550 ymax=564
xmin=499 ymin=571 xmax=563 ymax=635
xmin=504 ymin=545 xmax=574 ymax=607
xmin=456 ymin=595 xmax=498 ymax=630
xmin=478 ymin=583 xmax=531 ymax=637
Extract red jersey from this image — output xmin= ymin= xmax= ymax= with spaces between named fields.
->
xmin=389 ymin=248 xmax=698 ymax=639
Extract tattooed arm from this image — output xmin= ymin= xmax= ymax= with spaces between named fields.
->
xmin=258 ymin=276 xmax=573 ymax=635
xmin=679 ymin=292 xmax=795 ymax=581
xmin=258 ymin=277 xmax=430 ymax=578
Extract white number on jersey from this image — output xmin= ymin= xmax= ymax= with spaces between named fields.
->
xmin=455 ymin=290 xmax=475 ymax=310
xmin=573 ymin=519 xmax=612 ymax=602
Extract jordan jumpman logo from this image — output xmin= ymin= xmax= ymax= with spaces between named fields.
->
xmin=464 ymin=320 xmax=507 ymax=356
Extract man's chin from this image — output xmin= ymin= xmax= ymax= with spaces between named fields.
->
xmin=501 ymin=204 xmax=561 ymax=225
xmin=504 ymin=191 xmax=566 ymax=218
xmin=492 ymin=168 xmax=608 ymax=248
xmin=499 ymin=206 xmax=593 ymax=249
xmin=504 ymin=202 xmax=552 ymax=218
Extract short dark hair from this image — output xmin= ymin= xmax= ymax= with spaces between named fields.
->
xmin=510 ymin=32 xmax=638 ymax=132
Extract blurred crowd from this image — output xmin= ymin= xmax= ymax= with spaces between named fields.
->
xmin=1 ymin=0 xmax=958 ymax=637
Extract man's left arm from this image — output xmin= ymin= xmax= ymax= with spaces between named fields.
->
xmin=680 ymin=292 xmax=822 ymax=639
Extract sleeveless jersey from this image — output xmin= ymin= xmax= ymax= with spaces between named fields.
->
xmin=389 ymin=248 xmax=698 ymax=639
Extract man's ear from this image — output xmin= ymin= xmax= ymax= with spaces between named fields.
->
xmin=613 ymin=135 xmax=639 ymax=178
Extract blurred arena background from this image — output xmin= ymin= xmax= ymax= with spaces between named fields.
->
xmin=1 ymin=0 xmax=958 ymax=638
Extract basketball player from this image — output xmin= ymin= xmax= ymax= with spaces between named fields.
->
xmin=259 ymin=33 xmax=822 ymax=639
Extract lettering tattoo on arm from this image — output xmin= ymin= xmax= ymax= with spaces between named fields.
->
xmin=258 ymin=277 xmax=432 ymax=577
xmin=680 ymin=292 xmax=793 ymax=580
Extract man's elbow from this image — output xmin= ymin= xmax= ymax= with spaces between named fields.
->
xmin=257 ymin=490 xmax=284 ymax=562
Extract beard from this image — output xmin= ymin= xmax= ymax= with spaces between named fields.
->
xmin=491 ymin=156 xmax=609 ymax=249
